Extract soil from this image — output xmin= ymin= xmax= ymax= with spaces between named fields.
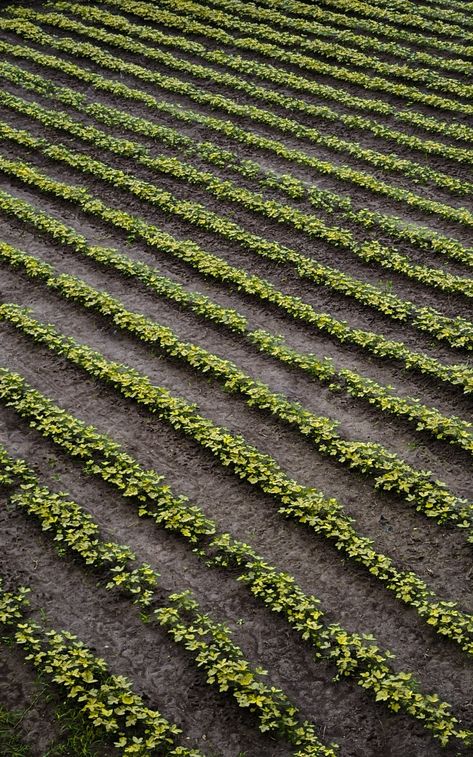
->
xmin=0 ymin=2 xmax=472 ymax=756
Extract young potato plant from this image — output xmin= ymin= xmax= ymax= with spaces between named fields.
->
xmin=42 ymin=1 xmax=473 ymax=171
xmin=0 ymin=580 xmax=203 ymax=756
xmin=56 ymin=0 xmax=472 ymax=100
xmin=1 ymin=56 xmax=472 ymax=271
xmin=0 ymin=447 xmax=336 ymax=756
xmin=1 ymin=140 xmax=472 ymax=358
xmin=8 ymin=5 xmax=473 ymax=119
xmin=1 ymin=155 xmax=473 ymax=398
xmin=0 ymin=343 xmax=472 ymax=659
xmin=1 ymin=189 xmax=471 ymax=461
xmin=102 ymin=0 xmax=473 ymax=77
xmin=2 ymin=14 xmax=473 ymax=220
xmin=0 ymin=438 xmax=470 ymax=745
xmin=1 ymin=277 xmax=472 ymax=529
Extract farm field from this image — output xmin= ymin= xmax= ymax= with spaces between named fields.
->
xmin=0 ymin=0 xmax=472 ymax=754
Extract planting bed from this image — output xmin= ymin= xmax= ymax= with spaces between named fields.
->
xmin=0 ymin=0 xmax=472 ymax=755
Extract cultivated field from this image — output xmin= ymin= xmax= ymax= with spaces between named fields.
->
xmin=0 ymin=0 xmax=472 ymax=755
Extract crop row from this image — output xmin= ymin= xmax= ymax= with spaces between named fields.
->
xmin=2 ymin=269 xmax=472 ymax=532
xmin=3 ymin=34 xmax=472 ymax=239
xmin=2 ymin=187 xmax=471 ymax=455
xmin=2 ymin=157 xmax=473 ymax=395
xmin=5 ymin=11 xmax=473 ymax=222
xmin=50 ymin=0 xmax=473 ymax=164
xmin=379 ymin=0 xmax=471 ymax=19
xmin=0 ymin=448 xmax=334 ymax=756
xmin=1 ymin=466 xmax=160 ymax=610
xmin=0 ymin=580 xmax=205 ymax=756
xmin=2 ymin=60 xmax=471 ymax=274
xmin=15 ymin=1 xmax=473 ymax=120
xmin=199 ymin=0 xmax=473 ymax=58
xmin=136 ymin=0 xmax=473 ymax=89
xmin=3 ymin=27 xmax=470 ymax=155
xmin=0 ymin=372 xmax=470 ymax=745
xmin=3 ymin=134 xmax=473 ymax=367
xmin=156 ymin=590 xmax=334 ymax=754
xmin=46 ymin=0 xmax=473 ymax=175
xmin=114 ymin=0 xmax=472 ymax=76
xmin=199 ymin=0 xmax=473 ymax=65
xmin=8 ymin=3 xmax=473 ymax=176
xmin=53 ymin=0 xmax=473 ymax=101
xmin=299 ymin=185 xmax=473 ymax=269
xmin=304 ymin=0 xmax=473 ymax=41
xmin=357 ymin=0 xmax=472 ymax=25
xmin=89 ymin=0 xmax=472 ymax=146
xmin=2 ymin=99 xmax=472 ymax=315
xmin=2 ymin=306 xmax=473 ymax=654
